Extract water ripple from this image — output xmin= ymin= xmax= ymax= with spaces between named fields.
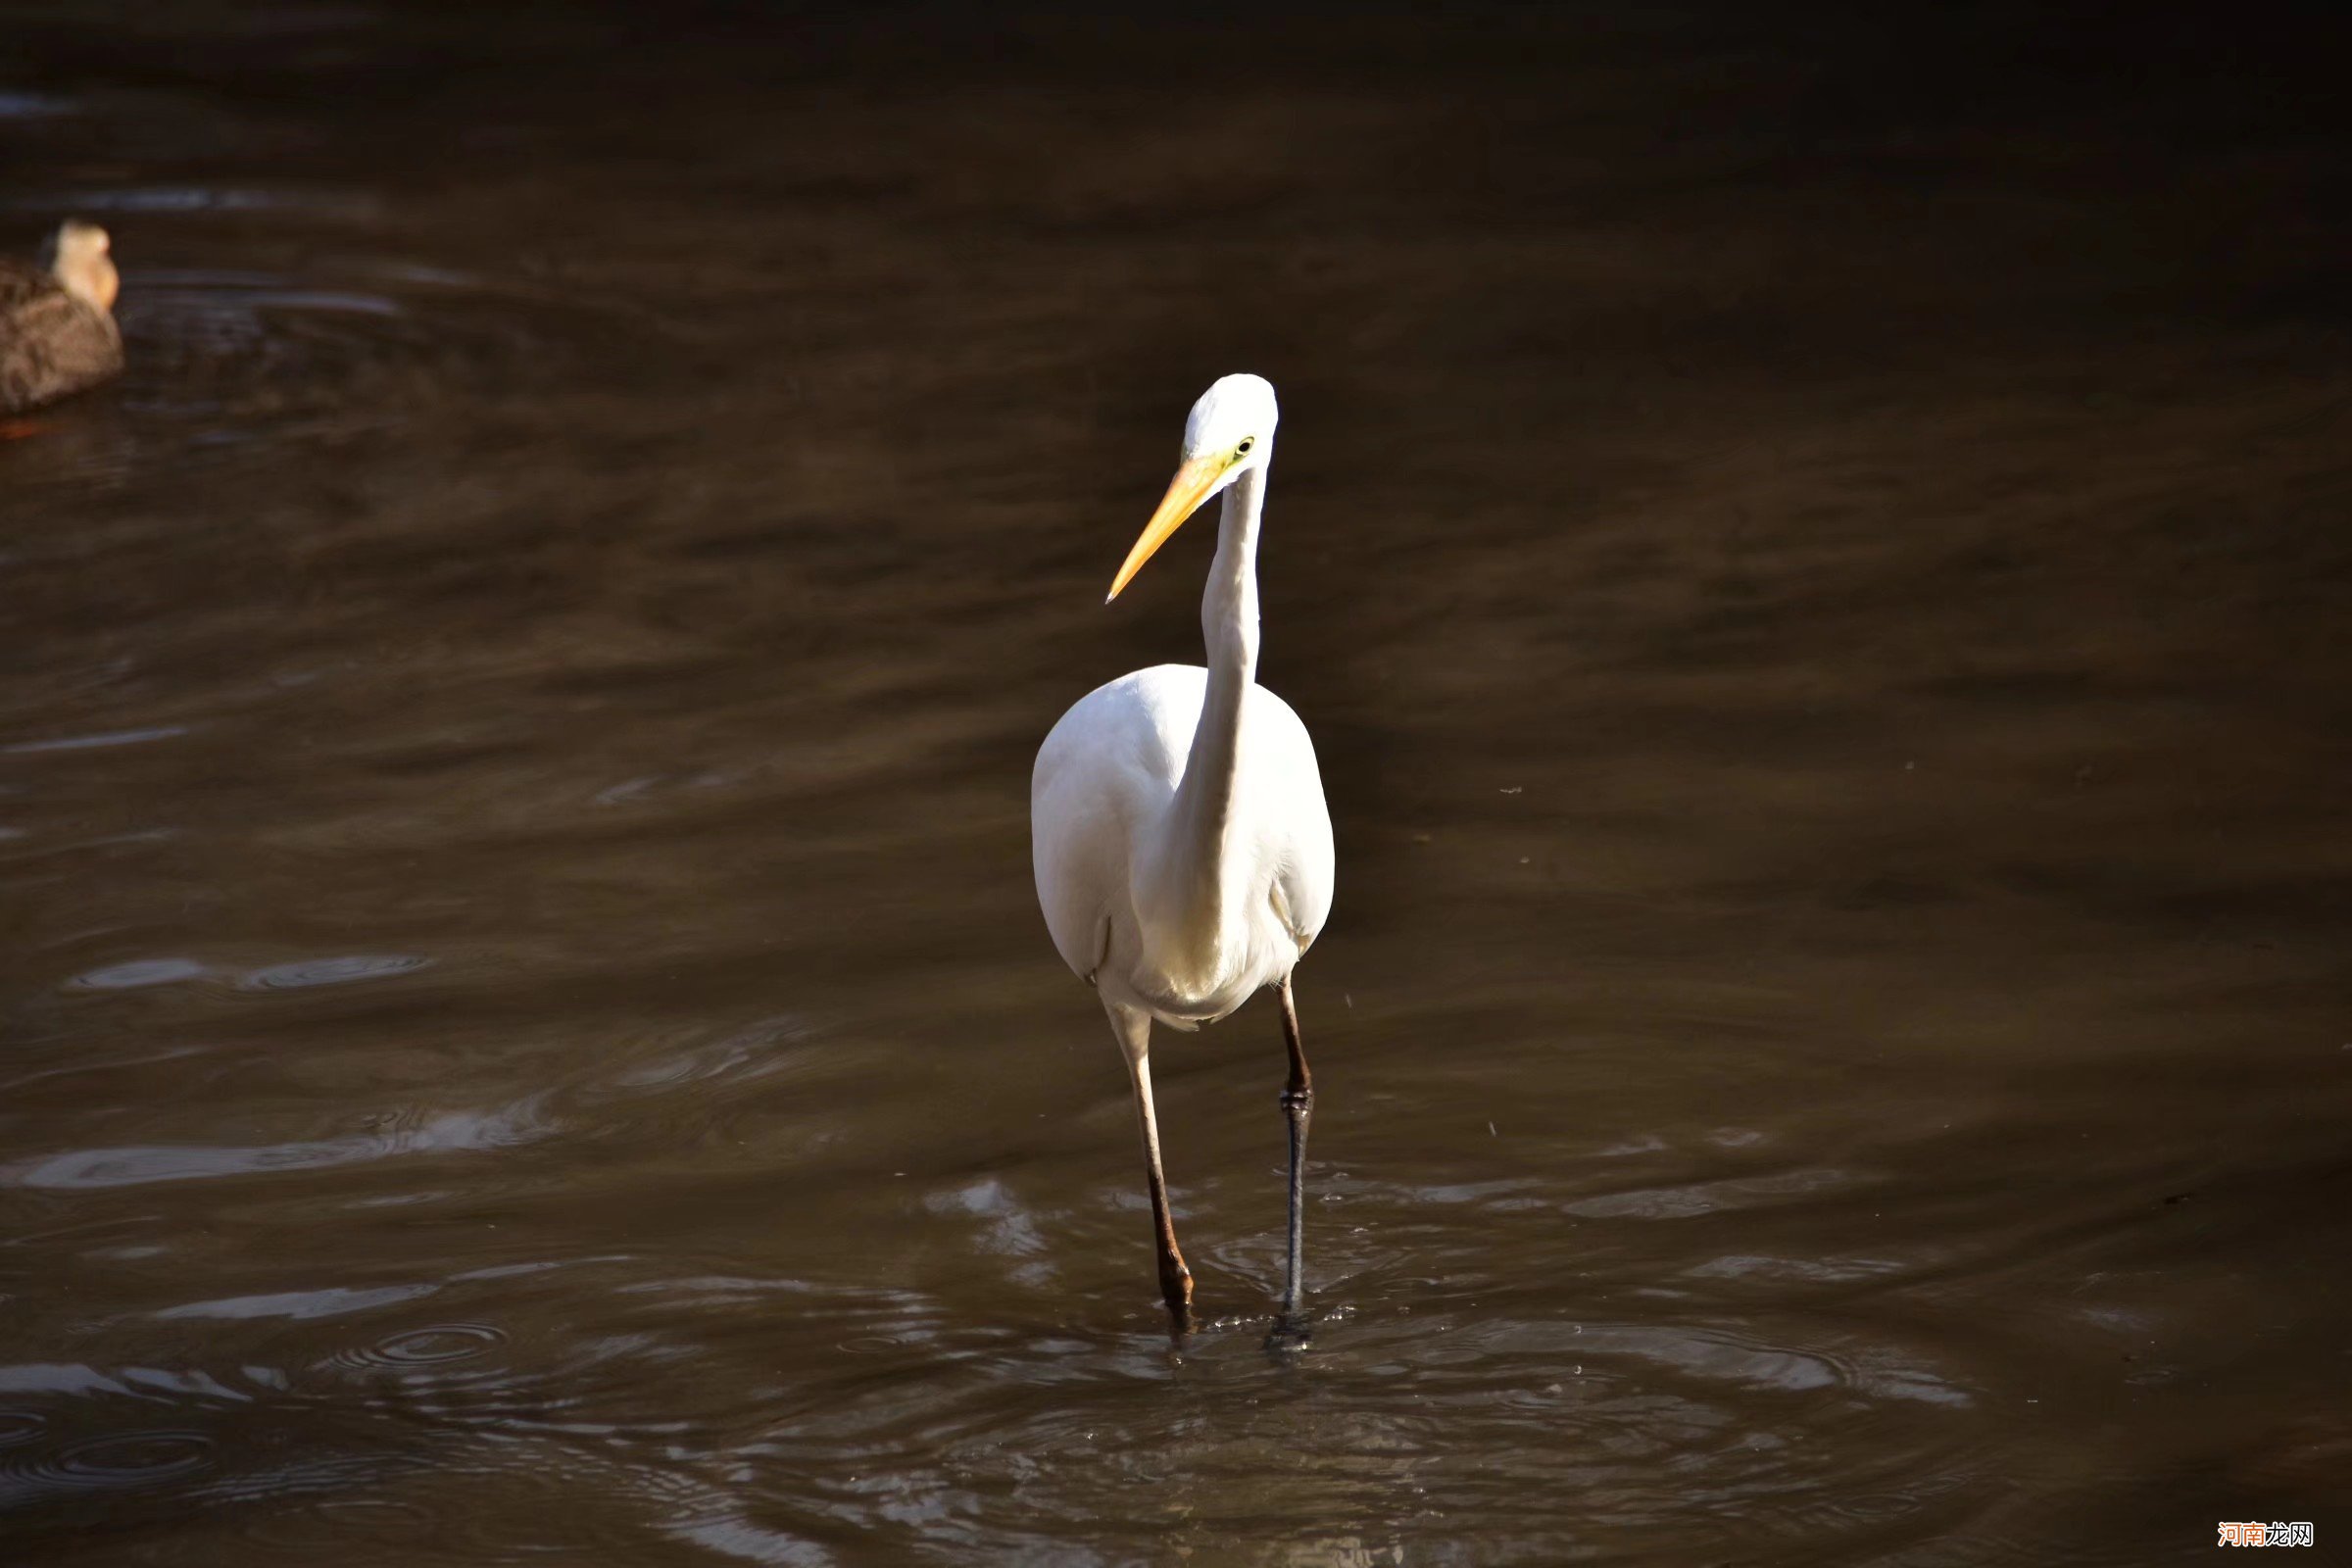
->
xmin=239 ymin=954 xmax=432 ymax=991
xmin=50 ymin=1430 xmax=217 ymax=1488
xmin=158 ymin=1284 xmax=439 ymax=1322
xmin=0 ymin=1429 xmax=219 ymax=1508
xmin=1 ymin=725 xmax=190 ymax=756
xmin=335 ymin=1324 xmax=508 ymax=1370
xmin=67 ymin=956 xmax=210 ymax=991
xmin=1 ymin=1102 xmax=553 ymax=1191
xmin=12 ymin=255 xmax=652 ymax=488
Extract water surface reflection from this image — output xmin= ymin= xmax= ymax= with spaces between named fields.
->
xmin=4 ymin=3 xmax=2348 ymax=1564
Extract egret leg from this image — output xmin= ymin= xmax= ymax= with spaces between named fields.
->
xmin=1110 ymin=1003 xmax=1193 ymax=1328
xmin=1277 ymin=975 xmax=1313 ymax=1317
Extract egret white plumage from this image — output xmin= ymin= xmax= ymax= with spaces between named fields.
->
xmin=1031 ymin=373 xmax=1335 ymax=1329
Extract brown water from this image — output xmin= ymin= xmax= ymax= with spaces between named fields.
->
xmin=5 ymin=4 xmax=2349 ymax=1563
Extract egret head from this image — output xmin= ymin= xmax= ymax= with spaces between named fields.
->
xmin=1108 ymin=373 xmax=1280 ymax=602
xmin=42 ymin=220 xmax=118 ymax=313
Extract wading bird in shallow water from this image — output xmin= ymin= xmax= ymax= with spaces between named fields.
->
xmin=1 ymin=220 xmax=122 ymax=421
xmin=1031 ymin=374 xmax=1335 ymax=1336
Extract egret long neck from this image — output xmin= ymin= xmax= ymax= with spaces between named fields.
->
xmin=1165 ymin=460 xmax=1265 ymax=926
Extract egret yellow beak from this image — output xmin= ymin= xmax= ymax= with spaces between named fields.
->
xmin=1106 ymin=454 xmax=1231 ymax=603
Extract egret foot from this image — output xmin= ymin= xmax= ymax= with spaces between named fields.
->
xmin=1264 ymin=1311 xmax=1313 ymax=1356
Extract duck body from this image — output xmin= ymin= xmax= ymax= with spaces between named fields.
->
xmin=1 ymin=221 xmax=123 ymax=415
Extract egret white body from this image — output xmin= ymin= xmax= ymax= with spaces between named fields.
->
xmin=1033 ymin=664 xmax=1331 ymax=1026
xmin=1030 ymin=373 xmax=1334 ymax=1329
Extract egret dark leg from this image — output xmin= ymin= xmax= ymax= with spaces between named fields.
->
xmin=1111 ymin=1004 xmax=1193 ymax=1330
xmin=1278 ymin=975 xmax=1313 ymax=1317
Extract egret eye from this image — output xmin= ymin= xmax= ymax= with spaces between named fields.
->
xmin=1236 ymin=437 xmax=1255 ymax=456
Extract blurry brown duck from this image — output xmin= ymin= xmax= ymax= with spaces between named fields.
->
xmin=1 ymin=220 xmax=122 ymax=415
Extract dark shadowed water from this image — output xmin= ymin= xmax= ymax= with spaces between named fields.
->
xmin=4 ymin=4 xmax=2349 ymax=1563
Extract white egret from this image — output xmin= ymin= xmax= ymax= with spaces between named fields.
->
xmin=1031 ymin=373 xmax=1334 ymax=1328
